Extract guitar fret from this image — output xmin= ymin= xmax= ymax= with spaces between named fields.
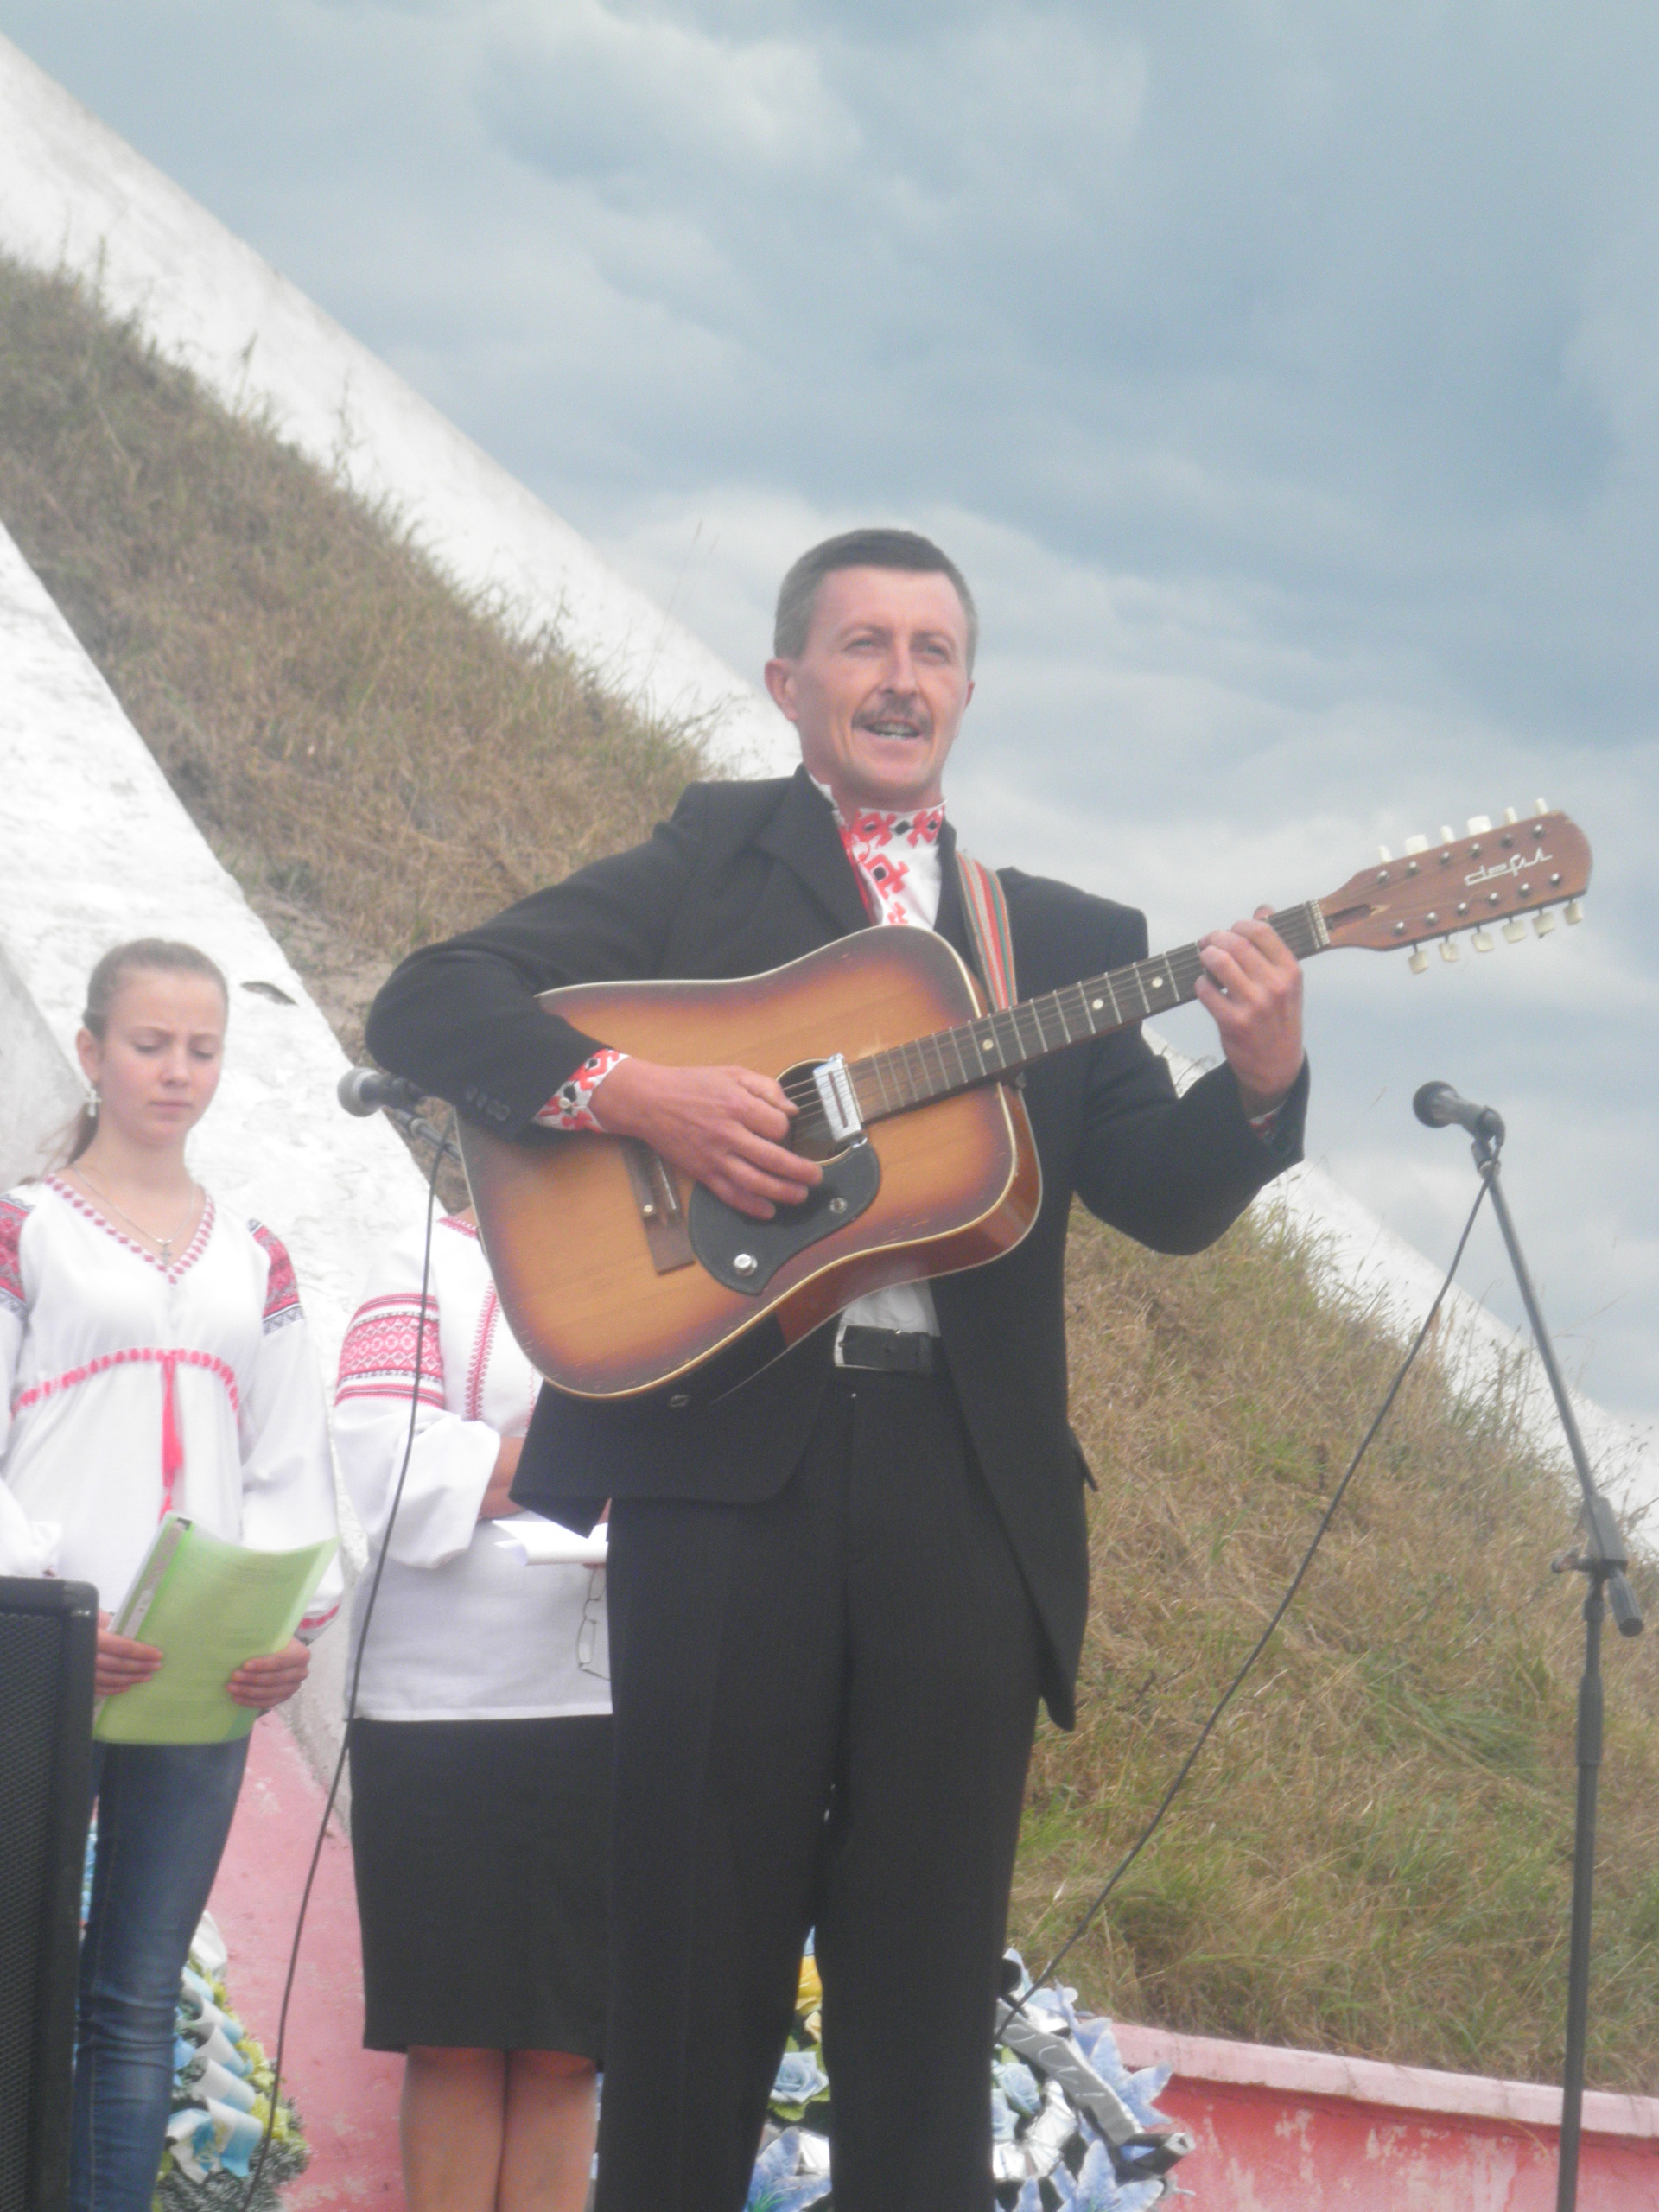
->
xmin=911 ymin=1035 xmax=938 ymax=1106
xmin=843 ymin=891 xmax=1344 ymax=1135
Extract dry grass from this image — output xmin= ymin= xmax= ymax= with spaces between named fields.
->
xmin=0 ymin=255 xmax=703 ymax=1054
xmin=1010 ymin=1206 xmax=1659 ymax=2088
xmin=5 ymin=253 xmax=1658 ymax=2090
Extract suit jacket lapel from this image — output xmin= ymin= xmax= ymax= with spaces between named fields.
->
xmin=756 ymin=766 xmax=874 ymax=939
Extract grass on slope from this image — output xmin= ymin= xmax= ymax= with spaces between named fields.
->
xmin=0 ymin=255 xmax=701 ymax=1052
xmin=1014 ymin=1211 xmax=1659 ymax=2085
xmin=3 ymin=255 xmax=1657 ymax=2091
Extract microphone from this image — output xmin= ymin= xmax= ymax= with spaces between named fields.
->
xmin=1413 ymin=1080 xmax=1505 ymax=1146
xmin=337 ymin=1066 xmax=425 ymax=1118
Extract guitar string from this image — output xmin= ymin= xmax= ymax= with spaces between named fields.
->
xmin=768 ymin=901 xmax=1325 ymax=1127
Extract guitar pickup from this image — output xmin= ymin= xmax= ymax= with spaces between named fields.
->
xmin=811 ymin=1054 xmax=863 ymax=1146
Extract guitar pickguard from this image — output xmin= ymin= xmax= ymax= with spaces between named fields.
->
xmin=688 ymin=1140 xmax=881 ymax=1294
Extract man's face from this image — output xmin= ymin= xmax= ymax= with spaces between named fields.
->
xmin=764 ymin=565 xmax=974 ymax=813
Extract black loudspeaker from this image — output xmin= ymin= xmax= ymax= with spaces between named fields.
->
xmin=0 ymin=1577 xmax=97 ymax=2212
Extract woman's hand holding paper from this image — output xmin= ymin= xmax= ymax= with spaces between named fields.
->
xmin=95 ymin=1611 xmax=163 ymax=1699
xmin=226 ymin=1637 xmax=310 ymax=1711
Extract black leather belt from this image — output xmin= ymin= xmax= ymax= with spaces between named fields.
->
xmin=836 ymin=1326 xmax=942 ymax=1376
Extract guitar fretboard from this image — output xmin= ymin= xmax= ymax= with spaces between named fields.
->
xmin=819 ymin=899 xmax=1328 ymax=1135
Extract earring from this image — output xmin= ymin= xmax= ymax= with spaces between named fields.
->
xmin=87 ymin=1087 xmax=100 ymax=1119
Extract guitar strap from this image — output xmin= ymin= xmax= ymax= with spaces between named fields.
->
xmin=954 ymin=851 xmax=1018 ymax=1013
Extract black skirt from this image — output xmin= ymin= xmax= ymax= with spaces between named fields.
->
xmin=348 ymin=1713 xmax=612 ymax=2056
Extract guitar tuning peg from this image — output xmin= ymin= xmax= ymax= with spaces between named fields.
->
xmin=1409 ymin=946 xmax=1428 ymax=974
xmin=1466 ymin=814 xmax=1492 ymax=836
xmin=1440 ymin=824 xmax=1456 ymax=846
xmin=1502 ymin=806 xmax=1518 ymax=825
xmin=1534 ymin=909 xmax=1555 ymax=937
xmin=1503 ymin=917 xmax=1527 ymax=944
xmin=1377 ymin=844 xmax=1393 ymax=863
xmin=1403 ymin=834 xmax=1430 ymax=855
xmin=1534 ymin=797 xmax=1549 ymax=815
xmin=1471 ymin=927 xmax=1494 ymax=952
xmin=1440 ymin=937 xmax=1460 ymax=963
xmin=1564 ymin=899 xmax=1584 ymax=925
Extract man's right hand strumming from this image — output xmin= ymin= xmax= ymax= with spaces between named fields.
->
xmin=590 ymin=1058 xmax=822 ymax=1220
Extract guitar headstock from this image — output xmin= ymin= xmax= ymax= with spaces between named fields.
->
xmin=1318 ymin=807 xmax=1591 ymax=967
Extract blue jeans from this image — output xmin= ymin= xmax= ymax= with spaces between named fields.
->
xmin=72 ymin=1737 xmax=251 ymax=2212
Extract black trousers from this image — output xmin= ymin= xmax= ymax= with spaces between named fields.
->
xmin=594 ymin=1366 xmax=1046 ymax=2212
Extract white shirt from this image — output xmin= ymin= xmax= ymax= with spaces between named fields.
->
xmin=0 ymin=1178 xmax=341 ymax=1629
xmin=818 ymin=785 xmax=944 ymax=1345
xmin=333 ymin=1214 xmax=611 ymax=1721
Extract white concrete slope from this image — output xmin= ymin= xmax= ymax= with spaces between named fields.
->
xmin=0 ymin=32 xmax=793 ymax=781
xmin=0 ymin=521 xmax=427 ymax=1777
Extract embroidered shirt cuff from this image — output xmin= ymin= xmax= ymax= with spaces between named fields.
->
xmin=534 ymin=1049 xmax=628 ymax=1133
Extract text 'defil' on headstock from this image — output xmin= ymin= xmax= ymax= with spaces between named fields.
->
xmin=1316 ymin=807 xmax=1591 ymax=973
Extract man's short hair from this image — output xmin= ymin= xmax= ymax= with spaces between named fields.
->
xmin=773 ymin=528 xmax=978 ymax=670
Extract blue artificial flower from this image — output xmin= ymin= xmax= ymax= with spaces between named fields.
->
xmin=1070 ymin=2018 xmax=1173 ymax=2134
xmin=990 ymin=2084 xmax=1015 ymax=2143
xmin=770 ymin=2049 xmax=830 ymax=2114
xmin=744 ymin=2130 xmax=832 ymax=2212
xmin=1009 ymin=2182 xmax=1045 ymax=2212
xmin=994 ymin=2056 xmax=1040 ymax=2116
xmin=1051 ymin=2138 xmax=1169 ymax=2212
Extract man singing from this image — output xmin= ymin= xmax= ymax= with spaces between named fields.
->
xmin=365 ymin=527 xmax=1306 ymax=2212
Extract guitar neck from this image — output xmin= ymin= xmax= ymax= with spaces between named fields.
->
xmin=839 ymin=899 xmax=1332 ymax=1128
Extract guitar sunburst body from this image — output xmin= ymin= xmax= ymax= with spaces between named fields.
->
xmin=460 ymin=806 xmax=1591 ymax=1405
xmin=461 ymin=929 xmax=1040 ymax=1402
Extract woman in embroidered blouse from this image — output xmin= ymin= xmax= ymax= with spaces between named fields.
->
xmin=334 ymin=1210 xmax=610 ymax=2212
xmin=0 ymin=939 xmax=340 ymax=2212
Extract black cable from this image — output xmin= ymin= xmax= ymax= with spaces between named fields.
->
xmin=1019 ymin=1171 xmax=1493 ymax=2012
xmin=240 ymin=1114 xmax=449 ymax=2211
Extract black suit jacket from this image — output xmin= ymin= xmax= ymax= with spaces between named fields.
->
xmin=365 ymin=767 xmax=1307 ymax=1722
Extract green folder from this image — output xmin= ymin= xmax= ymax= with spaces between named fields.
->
xmin=94 ymin=1515 xmax=337 ymax=1745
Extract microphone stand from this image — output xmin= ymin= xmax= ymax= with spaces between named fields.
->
xmin=1454 ymin=1116 xmax=1643 ymax=2211
xmin=387 ymin=1108 xmax=464 ymax=1167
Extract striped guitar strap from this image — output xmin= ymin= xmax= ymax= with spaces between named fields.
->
xmin=954 ymin=851 xmax=1018 ymax=1014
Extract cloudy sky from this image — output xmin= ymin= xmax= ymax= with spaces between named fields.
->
xmin=6 ymin=1 xmax=1656 ymax=1446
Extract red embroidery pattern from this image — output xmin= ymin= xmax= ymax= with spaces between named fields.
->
xmin=466 ymin=1287 xmax=499 ymax=1423
xmin=11 ymin=1348 xmax=241 ymax=1516
xmin=251 ymin=1222 xmax=302 ymax=1332
xmin=0 ymin=1194 xmax=26 ymax=1319
xmin=10 ymin=1344 xmax=240 ymax=1420
xmin=837 ymin=805 xmax=945 ymax=926
xmin=46 ymin=1177 xmax=216 ymax=1283
xmin=535 ymin=1047 xmax=628 ymax=1133
xmin=335 ymin=1293 xmax=444 ymax=1408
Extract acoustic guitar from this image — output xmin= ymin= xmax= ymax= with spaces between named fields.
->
xmin=461 ymin=809 xmax=1591 ymax=1404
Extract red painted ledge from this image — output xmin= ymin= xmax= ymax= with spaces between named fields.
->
xmin=1114 ymin=2021 xmax=1659 ymax=2209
